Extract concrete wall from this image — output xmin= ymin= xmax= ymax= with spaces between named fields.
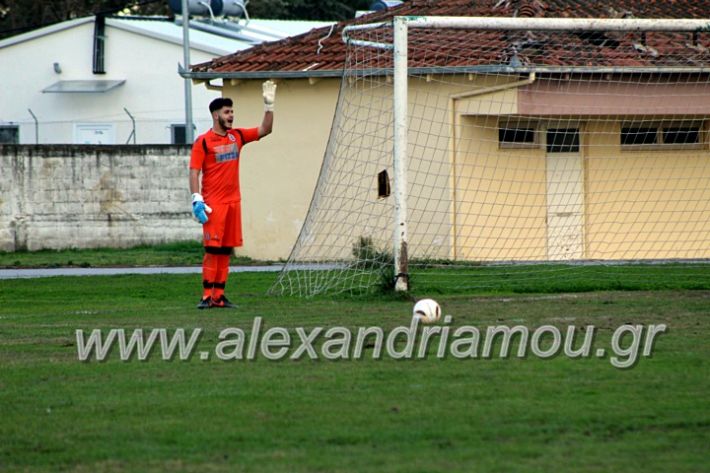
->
xmin=0 ymin=144 xmax=198 ymax=251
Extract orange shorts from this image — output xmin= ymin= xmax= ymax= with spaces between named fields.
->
xmin=202 ymin=202 xmax=243 ymax=248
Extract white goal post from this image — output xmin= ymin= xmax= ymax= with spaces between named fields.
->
xmin=271 ymin=16 xmax=710 ymax=297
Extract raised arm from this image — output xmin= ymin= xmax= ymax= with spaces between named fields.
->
xmin=258 ymin=80 xmax=276 ymax=138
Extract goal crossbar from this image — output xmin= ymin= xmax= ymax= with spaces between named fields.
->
xmin=344 ymin=17 xmax=710 ymax=49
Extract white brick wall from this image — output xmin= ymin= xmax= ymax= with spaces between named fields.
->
xmin=0 ymin=145 xmax=200 ymax=251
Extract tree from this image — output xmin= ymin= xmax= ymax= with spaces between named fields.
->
xmin=0 ymin=0 xmax=374 ymax=40
xmin=0 ymin=0 xmax=169 ymax=40
xmin=248 ymin=0 xmax=372 ymax=21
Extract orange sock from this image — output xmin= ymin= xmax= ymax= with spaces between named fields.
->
xmin=202 ymin=253 xmax=218 ymax=299
xmin=213 ymin=254 xmax=231 ymax=299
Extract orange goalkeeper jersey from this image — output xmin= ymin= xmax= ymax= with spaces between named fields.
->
xmin=189 ymin=127 xmax=260 ymax=204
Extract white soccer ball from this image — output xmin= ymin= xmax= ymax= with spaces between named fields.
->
xmin=412 ymin=298 xmax=441 ymax=324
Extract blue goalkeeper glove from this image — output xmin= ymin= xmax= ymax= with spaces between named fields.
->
xmin=192 ymin=193 xmax=212 ymax=224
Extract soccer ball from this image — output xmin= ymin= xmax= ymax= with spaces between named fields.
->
xmin=412 ymin=298 xmax=441 ymax=324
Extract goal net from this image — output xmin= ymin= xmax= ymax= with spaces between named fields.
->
xmin=272 ymin=17 xmax=710 ymax=296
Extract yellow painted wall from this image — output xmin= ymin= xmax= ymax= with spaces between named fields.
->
xmin=456 ymin=115 xmax=548 ymax=261
xmin=216 ymin=73 xmax=710 ymax=263
xmin=327 ymin=74 xmax=530 ymax=262
xmin=455 ymin=115 xmax=710 ymax=261
xmin=365 ymin=74 xmax=530 ymax=261
xmin=585 ymin=119 xmax=710 ymax=259
xmin=218 ymin=78 xmax=340 ymax=260
xmin=214 ymin=74 xmax=512 ymax=261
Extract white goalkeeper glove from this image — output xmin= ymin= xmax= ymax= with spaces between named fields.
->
xmin=262 ymin=80 xmax=276 ymax=112
xmin=191 ymin=193 xmax=212 ymax=224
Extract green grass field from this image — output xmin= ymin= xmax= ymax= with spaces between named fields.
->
xmin=1 ymin=270 xmax=709 ymax=472
xmin=0 ymin=241 xmax=261 ymax=268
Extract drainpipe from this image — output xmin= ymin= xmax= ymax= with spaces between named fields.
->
xmin=93 ymin=14 xmax=106 ymax=74
xmin=448 ymin=72 xmax=536 ymax=259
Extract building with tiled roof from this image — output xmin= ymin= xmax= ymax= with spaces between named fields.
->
xmin=191 ymin=0 xmax=710 ymax=78
xmin=183 ymin=0 xmax=710 ymax=262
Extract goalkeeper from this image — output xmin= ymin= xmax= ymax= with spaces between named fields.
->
xmin=188 ymin=80 xmax=276 ymax=309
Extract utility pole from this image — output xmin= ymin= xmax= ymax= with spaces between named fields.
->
xmin=181 ymin=0 xmax=194 ymax=143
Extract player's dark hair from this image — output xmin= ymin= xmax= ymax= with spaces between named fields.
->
xmin=209 ymin=97 xmax=233 ymax=113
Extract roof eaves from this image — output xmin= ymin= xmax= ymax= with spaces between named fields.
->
xmin=183 ymin=64 xmax=710 ymax=81
xmin=0 ymin=16 xmax=95 ymax=50
xmin=183 ymin=69 xmax=344 ymax=80
xmin=105 ymin=18 xmax=236 ymax=56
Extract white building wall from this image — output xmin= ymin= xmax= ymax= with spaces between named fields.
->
xmin=0 ymin=19 xmax=220 ymax=144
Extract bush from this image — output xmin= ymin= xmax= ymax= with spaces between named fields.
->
xmin=352 ymin=236 xmax=395 ymax=292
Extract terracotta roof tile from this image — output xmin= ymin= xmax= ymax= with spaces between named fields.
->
xmin=191 ymin=0 xmax=710 ymax=76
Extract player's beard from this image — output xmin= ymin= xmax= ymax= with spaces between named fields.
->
xmin=218 ymin=116 xmax=232 ymax=130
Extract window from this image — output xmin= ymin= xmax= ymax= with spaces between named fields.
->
xmin=621 ymin=127 xmax=658 ymax=146
xmin=171 ymin=124 xmax=187 ymax=144
xmin=171 ymin=124 xmax=196 ymax=144
xmin=546 ymin=128 xmax=580 ymax=153
xmin=663 ymin=127 xmax=700 ymax=145
xmin=0 ymin=125 xmax=19 ymax=144
xmin=498 ymin=120 xmax=538 ymax=148
xmin=621 ymin=122 xmax=704 ymax=150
